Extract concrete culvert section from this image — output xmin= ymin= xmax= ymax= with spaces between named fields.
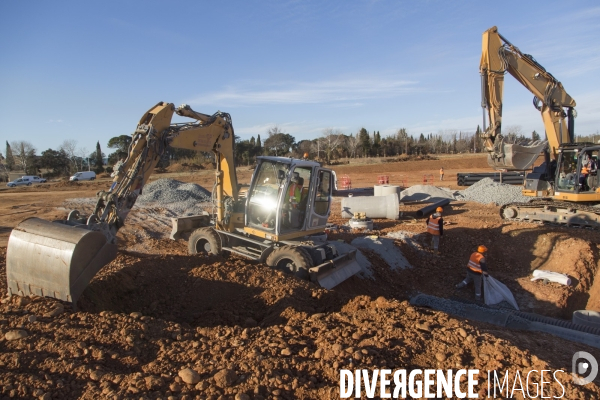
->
xmin=341 ymin=193 xmax=399 ymax=219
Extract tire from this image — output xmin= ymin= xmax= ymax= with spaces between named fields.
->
xmin=188 ymin=227 xmax=221 ymax=255
xmin=90 ymin=177 xmax=95 ymax=181
xmin=266 ymin=245 xmax=313 ymax=280
xmin=27 ymin=182 xmax=32 ymax=186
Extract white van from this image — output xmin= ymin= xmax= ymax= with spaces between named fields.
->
xmin=22 ymin=175 xmax=47 ymax=183
xmin=69 ymin=171 xmax=96 ymax=181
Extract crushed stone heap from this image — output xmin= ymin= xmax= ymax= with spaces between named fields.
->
xmin=455 ymin=177 xmax=532 ymax=206
xmin=137 ymin=179 xmax=212 ymax=215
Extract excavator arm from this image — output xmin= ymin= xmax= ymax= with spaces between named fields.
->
xmin=103 ymin=102 xmax=238 ymax=236
xmin=6 ymin=102 xmax=237 ymax=304
xmin=480 ymin=26 xmax=576 ymax=170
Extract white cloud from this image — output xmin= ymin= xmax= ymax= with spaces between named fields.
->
xmin=187 ymin=78 xmax=421 ymax=107
xmin=507 ymin=7 xmax=600 ymax=78
xmin=48 ymin=119 xmax=63 ymax=123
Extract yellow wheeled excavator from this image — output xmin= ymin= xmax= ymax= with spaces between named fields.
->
xmin=6 ymin=102 xmax=361 ymax=306
xmin=480 ymin=26 xmax=600 ymax=228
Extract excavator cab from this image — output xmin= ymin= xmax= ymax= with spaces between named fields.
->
xmin=555 ymin=145 xmax=600 ymax=195
xmin=245 ymin=157 xmax=332 ymax=238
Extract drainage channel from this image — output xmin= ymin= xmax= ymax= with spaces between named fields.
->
xmin=449 ymin=296 xmax=600 ymax=336
xmin=411 ymin=294 xmax=600 ymax=349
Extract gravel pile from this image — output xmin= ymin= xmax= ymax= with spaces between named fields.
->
xmin=351 ymin=236 xmax=412 ymax=270
xmin=400 ymin=185 xmax=455 ymax=202
xmin=455 ymin=177 xmax=532 ymax=206
xmin=386 ymin=230 xmax=422 ymax=251
xmin=137 ymin=179 xmax=212 ymax=216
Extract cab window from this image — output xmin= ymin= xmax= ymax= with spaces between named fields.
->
xmin=314 ymin=170 xmax=331 ymax=216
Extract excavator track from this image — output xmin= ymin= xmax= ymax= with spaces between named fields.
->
xmin=500 ymin=200 xmax=600 ymax=229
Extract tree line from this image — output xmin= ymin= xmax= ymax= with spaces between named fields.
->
xmin=233 ymin=125 xmax=544 ymax=165
xmin=1 ymin=124 xmax=594 ymax=180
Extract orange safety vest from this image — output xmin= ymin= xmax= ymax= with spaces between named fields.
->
xmin=427 ymin=216 xmax=441 ymax=235
xmin=288 ymin=183 xmax=301 ymax=206
xmin=440 ymin=169 xmax=444 ymax=175
xmin=467 ymin=252 xmax=485 ymax=273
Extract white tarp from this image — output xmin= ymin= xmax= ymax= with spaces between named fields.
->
xmin=483 ymin=275 xmax=519 ymax=310
xmin=531 ymin=269 xmax=572 ymax=286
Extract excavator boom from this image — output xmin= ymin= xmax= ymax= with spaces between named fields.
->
xmin=480 ymin=26 xmax=576 ymax=170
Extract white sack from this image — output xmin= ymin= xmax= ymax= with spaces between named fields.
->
xmin=530 ymin=269 xmax=572 ymax=286
xmin=483 ymin=275 xmax=519 ymax=310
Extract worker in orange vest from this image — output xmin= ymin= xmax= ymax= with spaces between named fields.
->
xmin=579 ymin=164 xmax=590 ymax=191
xmin=426 ymin=206 xmax=444 ymax=255
xmin=439 ymin=167 xmax=444 ymax=181
xmin=455 ymin=245 xmax=489 ymax=301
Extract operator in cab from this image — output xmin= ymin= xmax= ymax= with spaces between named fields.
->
xmin=283 ymin=172 xmax=304 ymax=228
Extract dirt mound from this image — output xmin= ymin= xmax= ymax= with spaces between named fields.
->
xmin=0 ymin=243 xmax=598 ymax=398
xmin=54 ymin=181 xmax=82 ymax=188
xmin=1 ymin=155 xmax=600 ymax=398
xmin=516 ymin=235 xmax=600 ymax=317
xmin=383 ymin=154 xmax=438 ymax=163
xmin=167 ymin=163 xmax=205 ymax=173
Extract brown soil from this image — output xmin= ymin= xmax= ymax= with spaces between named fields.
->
xmin=0 ymin=154 xmax=599 ymax=399
xmin=167 ymin=163 xmax=206 ymax=173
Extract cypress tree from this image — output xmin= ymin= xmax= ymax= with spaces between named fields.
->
xmin=95 ymin=141 xmax=104 ymax=172
xmin=5 ymin=141 xmax=14 ymax=170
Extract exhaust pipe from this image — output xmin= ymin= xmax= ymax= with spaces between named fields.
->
xmin=6 ymin=217 xmax=117 ymax=305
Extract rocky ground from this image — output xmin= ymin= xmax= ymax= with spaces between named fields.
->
xmin=1 ymin=155 xmax=599 ymax=399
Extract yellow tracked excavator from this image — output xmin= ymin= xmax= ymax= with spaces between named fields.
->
xmin=480 ymin=26 xmax=600 ymax=228
xmin=6 ymin=103 xmax=361 ymax=305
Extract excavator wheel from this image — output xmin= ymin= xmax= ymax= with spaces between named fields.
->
xmin=188 ymin=227 xmax=221 ymax=256
xmin=266 ymin=245 xmax=314 ymax=280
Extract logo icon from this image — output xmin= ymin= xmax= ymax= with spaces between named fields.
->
xmin=572 ymin=351 xmax=598 ymax=385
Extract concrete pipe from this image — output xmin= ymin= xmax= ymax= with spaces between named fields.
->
xmin=415 ymin=198 xmax=451 ymax=218
xmin=573 ymin=310 xmax=600 ymax=329
xmin=374 ymin=184 xmax=400 ymax=199
xmin=341 ymin=193 xmax=399 ymax=220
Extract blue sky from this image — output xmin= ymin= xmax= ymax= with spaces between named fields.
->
xmin=1 ymin=0 xmax=599 ymax=155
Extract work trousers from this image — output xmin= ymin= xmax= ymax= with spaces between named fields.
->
xmin=430 ymin=235 xmax=440 ymax=251
xmin=462 ymin=270 xmax=483 ymax=298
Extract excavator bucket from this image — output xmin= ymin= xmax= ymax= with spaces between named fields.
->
xmin=309 ymin=249 xmax=362 ymax=289
xmin=487 ymin=140 xmax=548 ymax=170
xmin=6 ymin=217 xmax=117 ymax=305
